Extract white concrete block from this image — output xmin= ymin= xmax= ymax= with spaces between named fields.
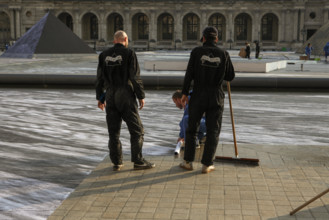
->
xmin=144 ymin=59 xmax=287 ymax=73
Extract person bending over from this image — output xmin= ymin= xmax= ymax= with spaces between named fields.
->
xmin=172 ymin=90 xmax=206 ymax=154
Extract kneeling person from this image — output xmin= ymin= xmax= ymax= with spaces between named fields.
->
xmin=172 ymin=90 xmax=206 ymax=155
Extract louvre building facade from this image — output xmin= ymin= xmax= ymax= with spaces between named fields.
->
xmin=1 ymin=0 xmax=329 ymax=50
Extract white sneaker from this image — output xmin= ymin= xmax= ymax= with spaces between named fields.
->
xmin=202 ymin=165 xmax=215 ymax=174
xmin=113 ymin=164 xmax=124 ymax=171
xmin=179 ymin=161 xmax=193 ymax=170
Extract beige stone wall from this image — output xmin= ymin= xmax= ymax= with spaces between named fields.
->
xmin=1 ymin=0 xmax=329 ymax=51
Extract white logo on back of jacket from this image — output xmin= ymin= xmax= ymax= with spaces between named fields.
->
xmin=105 ymin=53 xmax=123 ymax=66
xmin=200 ymin=54 xmax=221 ymax=68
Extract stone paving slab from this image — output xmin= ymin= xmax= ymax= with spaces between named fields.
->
xmin=48 ymin=143 xmax=329 ymax=220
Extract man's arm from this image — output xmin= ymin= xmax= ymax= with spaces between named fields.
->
xmin=96 ymin=54 xmax=105 ymax=111
xmin=96 ymin=54 xmax=105 ymax=100
xmin=182 ymin=50 xmax=195 ymax=97
xmin=128 ymin=50 xmax=145 ymax=101
xmin=181 ymin=52 xmax=195 ymax=108
xmin=224 ymin=51 xmax=235 ymax=82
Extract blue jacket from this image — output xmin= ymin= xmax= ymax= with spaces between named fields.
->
xmin=179 ymin=95 xmax=206 ymax=139
xmin=324 ymin=42 xmax=329 ymax=55
xmin=305 ymin=46 xmax=313 ymax=55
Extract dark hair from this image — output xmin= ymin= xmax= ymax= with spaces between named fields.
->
xmin=307 ymin=43 xmax=311 ymax=46
xmin=172 ymin=90 xmax=182 ymax=99
xmin=205 ymin=36 xmax=217 ymax=42
xmin=201 ymin=26 xmax=218 ymax=42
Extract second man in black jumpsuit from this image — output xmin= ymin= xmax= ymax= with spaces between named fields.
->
xmin=180 ymin=26 xmax=235 ymax=173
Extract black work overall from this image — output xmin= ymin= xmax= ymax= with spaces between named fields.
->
xmin=182 ymin=41 xmax=235 ymax=166
xmin=96 ymin=43 xmax=145 ymax=165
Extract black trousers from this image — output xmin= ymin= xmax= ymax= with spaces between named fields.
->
xmin=105 ymin=98 xmax=144 ymax=165
xmin=184 ymin=96 xmax=224 ymax=166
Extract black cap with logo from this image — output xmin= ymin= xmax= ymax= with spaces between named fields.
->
xmin=200 ymin=26 xmax=218 ymax=42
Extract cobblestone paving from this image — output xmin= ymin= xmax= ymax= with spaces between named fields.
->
xmin=49 ymin=144 xmax=329 ymax=220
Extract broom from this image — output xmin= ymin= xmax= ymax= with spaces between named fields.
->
xmin=290 ymin=187 xmax=329 ymax=215
xmin=214 ymin=81 xmax=259 ymax=165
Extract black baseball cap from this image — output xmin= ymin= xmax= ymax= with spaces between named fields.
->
xmin=200 ymin=26 xmax=218 ymax=42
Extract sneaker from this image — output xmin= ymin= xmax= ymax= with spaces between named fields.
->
xmin=199 ymin=137 xmax=206 ymax=145
xmin=113 ymin=164 xmax=123 ymax=171
xmin=179 ymin=161 xmax=193 ymax=170
xmin=134 ymin=159 xmax=155 ymax=170
xmin=202 ymin=165 xmax=215 ymax=174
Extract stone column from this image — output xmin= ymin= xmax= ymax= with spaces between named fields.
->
xmin=292 ymin=9 xmax=298 ymax=41
xmin=200 ymin=9 xmax=207 ymax=36
xmin=175 ymin=12 xmax=182 ymax=41
xmin=73 ymin=10 xmax=81 ymax=38
xmin=149 ymin=10 xmax=156 ymax=41
xmin=253 ymin=10 xmax=260 ymax=43
xmin=226 ymin=10 xmax=233 ymax=42
xmin=15 ymin=8 xmax=21 ymax=38
xmin=9 ymin=9 xmax=15 ymax=39
xmin=124 ymin=9 xmax=131 ymax=40
xmin=174 ymin=8 xmax=182 ymax=49
xmin=98 ymin=10 xmax=106 ymax=40
xmin=279 ymin=9 xmax=286 ymax=42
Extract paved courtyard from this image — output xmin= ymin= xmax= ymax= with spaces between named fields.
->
xmin=0 ymin=88 xmax=329 ymax=220
xmin=49 ymin=149 xmax=329 ymax=220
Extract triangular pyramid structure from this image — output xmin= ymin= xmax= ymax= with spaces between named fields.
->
xmin=1 ymin=12 xmax=95 ymax=58
xmin=296 ymin=21 xmax=329 ymax=57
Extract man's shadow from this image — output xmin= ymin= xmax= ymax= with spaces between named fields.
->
xmin=67 ymin=156 xmax=203 ymax=199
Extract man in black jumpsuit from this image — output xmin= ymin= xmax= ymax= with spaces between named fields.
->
xmin=96 ymin=31 xmax=155 ymax=171
xmin=180 ymin=26 xmax=235 ymax=173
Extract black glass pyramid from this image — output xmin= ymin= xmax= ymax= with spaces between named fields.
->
xmin=1 ymin=12 xmax=95 ymax=58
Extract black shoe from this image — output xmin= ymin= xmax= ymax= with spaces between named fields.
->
xmin=134 ymin=159 xmax=155 ymax=170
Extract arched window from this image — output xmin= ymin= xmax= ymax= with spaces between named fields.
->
xmin=58 ymin=12 xmax=73 ymax=31
xmin=157 ymin=13 xmax=174 ymax=40
xmin=138 ymin=14 xmax=149 ymax=40
xmin=114 ymin=14 xmax=123 ymax=32
xmin=208 ymin=13 xmax=226 ymax=41
xmin=261 ymin=13 xmax=278 ymax=41
xmin=132 ymin=13 xmax=149 ymax=40
xmin=107 ymin=13 xmax=123 ymax=40
xmin=183 ymin=13 xmax=200 ymax=41
xmin=0 ymin=11 xmax=10 ymax=44
xmin=82 ymin=13 xmax=98 ymax=40
xmin=235 ymin=13 xmax=252 ymax=41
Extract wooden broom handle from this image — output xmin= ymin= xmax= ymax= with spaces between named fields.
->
xmin=290 ymin=188 xmax=329 ymax=215
xmin=227 ymin=81 xmax=239 ymax=158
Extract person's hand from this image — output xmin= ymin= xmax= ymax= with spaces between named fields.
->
xmin=177 ymin=137 xmax=184 ymax=143
xmin=139 ymin=99 xmax=145 ymax=110
xmin=98 ymin=101 xmax=105 ymax=111
xmin=181 ymin=95 xmax=188 ymax=108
